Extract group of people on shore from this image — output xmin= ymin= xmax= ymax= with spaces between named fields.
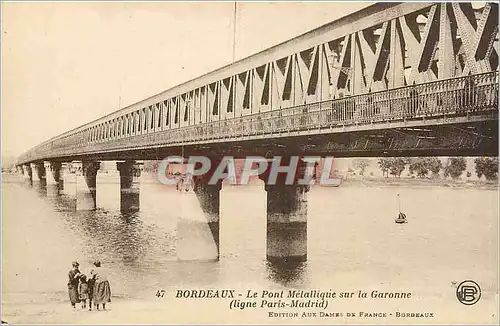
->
xmin=68 ymin=261 xmax=111 ymax=311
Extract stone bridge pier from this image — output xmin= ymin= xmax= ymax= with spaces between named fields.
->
xmin=29 ymin=163 xmax=38 ymax=183
xmin=116 ymin=161 xmax=142 ymax=214
xmin=19 ymin=165 xmax=25 ymax=180
xmin=44 ymin=161 xmax=63 ymax=196
xmin=76 ymin=161 xmax=100 ymax=210
xmin=31 ymin=162 xmax=46 ymax=188
xmin=264 ymin=183 xmax=309 ymax=263
xmin=23 ymin=164 xmax=33 ymax=184
xmin=176 ymin=157 xmax=222 ymax=262
xmin=260 ymin=157 xmax=315 ymax=264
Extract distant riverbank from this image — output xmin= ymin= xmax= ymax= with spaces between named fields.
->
xmin=334 ymin=176 xmax=498 ymax=190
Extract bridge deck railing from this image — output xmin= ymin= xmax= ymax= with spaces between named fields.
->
xmin=19 ymin=71 xmax=498 ymax=163
xmin=175 ymin=71 xmax=498 ymax=142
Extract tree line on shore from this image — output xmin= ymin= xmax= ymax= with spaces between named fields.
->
xmin=350 ymin=157 xmax=498 ymax=181
xmin=140 ymin=157 xmax=498 ymax=182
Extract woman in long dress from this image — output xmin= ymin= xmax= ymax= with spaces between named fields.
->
xmin=67 ymin=261 xmax=81 ymax=309
xmin=90 ymin=261 xmax=111 ymax=310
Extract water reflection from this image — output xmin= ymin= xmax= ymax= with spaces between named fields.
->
xmin=33 ymin=180 xmax=47 ymax=196
xmin=50 ymin=192 xmax=77 ymax=212
xmin=173 ymin=261 xmax=222 ymax=285
xmin=17 ymin=177 xmax=306 ymax=289
xmin=266 ymin=260 xmax=308 ymax=286
xmin=24 ymin=178 xmax=33 ymax=187
xmin=46 ymin=184 xmax=62 ymax=197
xmin=28 ymin=179 xmax=176 ymax=272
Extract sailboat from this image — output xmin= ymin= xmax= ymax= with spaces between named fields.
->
xmin=394 ymin=193 xmax=408 ymax=224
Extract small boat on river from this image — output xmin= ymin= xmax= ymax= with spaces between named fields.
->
xmin=394 ymin=194 xmax=408 ymax=224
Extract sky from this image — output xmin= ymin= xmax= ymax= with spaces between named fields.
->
xmin=1 ymin=1 xmax=372 ymax=158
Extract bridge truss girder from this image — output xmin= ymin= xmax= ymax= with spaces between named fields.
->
xmin=41 ymin=119 xmax=497 ymax=163
xmin=18 ymin=2 xmax=499 ymax=164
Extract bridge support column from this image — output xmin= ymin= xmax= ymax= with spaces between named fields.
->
xmin=45 ymin=162 xmax=63 ymax=195
xmin=52 ymin=162 xmax=64 ymax=190
xmin=76 ymin=161 xmax=100 ymax=210
xmin=23 ymin=164 xmax=33 ymax=184
xmin=30 ymin=163 xmax=40 ymax=184
xmin=61 ymin=163 xmax=74 ymax=195
xmin=33 ymin=162 xmax=47 ymax=188
xmin=264 ymin=184 xmax=309 ymax=263
xmin=177 ymin=158 xmax=222 ymax=261
xmin=260 ymin=158 xmax=315 ymax=264
xmin=177 ymin=182 xmax=221 ymax=261
xmin=116 ymin=161 xmax=141 ymax=214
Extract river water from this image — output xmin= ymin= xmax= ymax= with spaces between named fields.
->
xmin=2 ymin=173 xmax=498 ymax=324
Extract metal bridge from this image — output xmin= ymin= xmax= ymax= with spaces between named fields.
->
xmin=14 ymin=2 xmax=499 ymax=263
xmin=17 ymin=2 xmax=499 ymax=164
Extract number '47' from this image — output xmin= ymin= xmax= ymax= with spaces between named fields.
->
xmin=156 ymin=290 xmax=165 ymax=298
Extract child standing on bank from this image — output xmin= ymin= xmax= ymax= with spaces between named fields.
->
xmin=78 ymin=274 xmax=90 ymax=310
xmin=87 ymin=272 xmax=95 ymax=310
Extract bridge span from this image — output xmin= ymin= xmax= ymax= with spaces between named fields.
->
xmin=15 ymin=2 xmax=499 ymax=263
